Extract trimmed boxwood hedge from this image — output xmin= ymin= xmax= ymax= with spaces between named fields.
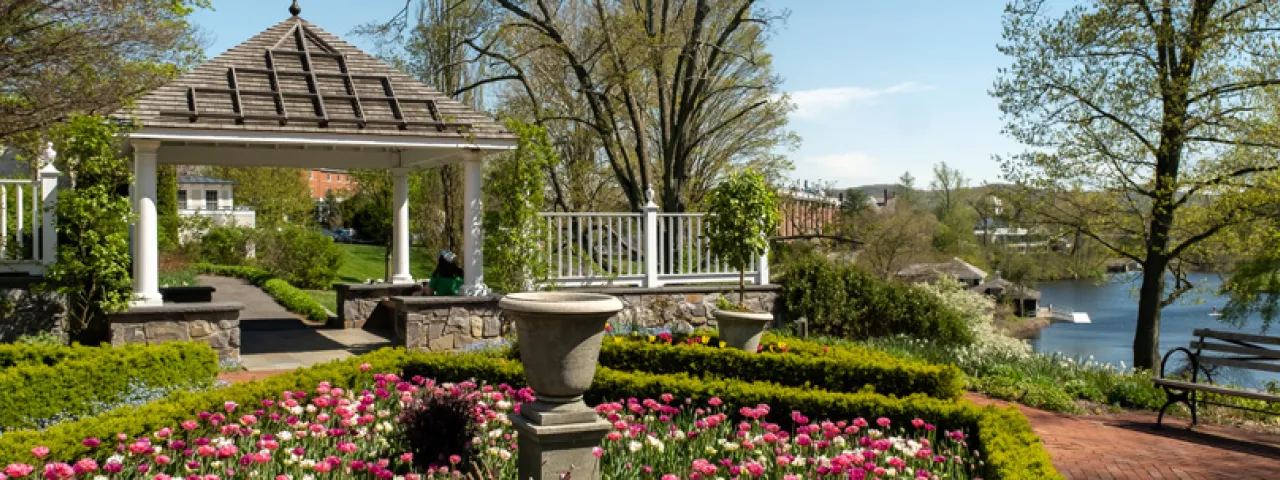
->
xmin=0 ymin=342 xmax=219 ymax=433
xmin=195 ymin=263 xmax=329 ymax=322
xmin=0 ymin=348 xmax=1059 ymax=479
xmin=596 ymin=336 xmax=965 ymax=400
xmin=0 ymin=344 xmax=79 ymax=368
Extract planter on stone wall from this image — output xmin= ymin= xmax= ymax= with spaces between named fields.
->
xmin=499 ymin=291 xmax=622 ymax=421
xmin=713 ymin=309 xmax=772 ymax=352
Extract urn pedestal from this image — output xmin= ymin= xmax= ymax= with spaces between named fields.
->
xmin=499 ymin=292 xmax=622 ymax=480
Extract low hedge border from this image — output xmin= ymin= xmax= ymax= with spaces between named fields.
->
xmin=1 ymin=348 xmax=1059 ymax=479
xmin=0 ymin=342 xmax=219 ymax=434
xmin=194 ymin=263 xmax=329 ymax=322
xmin=400 ymin=352 xmax=1060 ymax=480
xmin=0 ymin=344 xmax=80 ymax=368
xmin=0 ymin=348 xmax=409 ymax=464
xmin=596 ymin=336 xmax=965 ymax=400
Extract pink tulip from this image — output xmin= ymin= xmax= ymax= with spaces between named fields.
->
xmin=28 ymin=448 xmax=48 ymax=459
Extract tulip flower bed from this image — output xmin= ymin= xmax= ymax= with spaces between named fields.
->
xmin=0 ymin=349 xmax=1060 ymax=479
xmin=596 ymin=334 xmax=965 ymax=400
xmin=1 ymin=367 xmax=986 ymax=480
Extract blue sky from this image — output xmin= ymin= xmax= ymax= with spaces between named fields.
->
xmin=193 ymin=1 xmax=1019 ymax=187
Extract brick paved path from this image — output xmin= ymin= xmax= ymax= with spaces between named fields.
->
xmin=968 ymin=394 xmax=1280 ymax=479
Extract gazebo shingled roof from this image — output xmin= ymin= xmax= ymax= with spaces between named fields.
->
xmin=122 ymin=17 xmax=511 ymax=141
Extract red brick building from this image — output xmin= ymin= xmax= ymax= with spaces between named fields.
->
xmin=306 ymin=168 xmax=356 ymax=200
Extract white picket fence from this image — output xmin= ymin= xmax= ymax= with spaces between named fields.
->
xmin=0 ymin=165 xmax=60 ymax=274
xmin=538 ymin=205 xmax=767 ymax=288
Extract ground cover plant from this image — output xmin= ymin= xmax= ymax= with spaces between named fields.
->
xmin=0 ymin=349 xmax=1060 ymax=479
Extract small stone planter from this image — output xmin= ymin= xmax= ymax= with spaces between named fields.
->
xmin=499 ymin=291 xmax=622 ymax=480
xmin=714 ymin=309 xmax=773 ymax=352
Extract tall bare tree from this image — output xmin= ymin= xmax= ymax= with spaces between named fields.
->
xmin=459 ymin=0 xmax=796 ymax=212
xmin=993 ymin=0 xmax=1280 ymax=369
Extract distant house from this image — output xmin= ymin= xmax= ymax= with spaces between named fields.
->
xmin=971 ymin=272 xmax=1041 ymax=317
xmin=896 ymin=257 xmax=988 ymax=287
xmin=177 ymin=176 xmax=255 ymax=242
xmin=306 ymin=168 xmax=356 ymax=200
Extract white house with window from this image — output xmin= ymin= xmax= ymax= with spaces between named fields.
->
xmin=177 ymin=176 xmax=255 ymax=242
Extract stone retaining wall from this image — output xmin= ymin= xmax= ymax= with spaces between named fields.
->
xmin=392 ymin=285 xmax=781 ymax=352
xmin=335 ymin=283 xmax=418 ymax=329
xmin=108 ymin=302 xmax=245 ymax=361
xmin=0 ymin=276 xmax=67 ymax=343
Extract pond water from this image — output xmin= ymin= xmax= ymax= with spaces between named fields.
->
xmin=1030 ymin=272 xmax=1279 ymax=388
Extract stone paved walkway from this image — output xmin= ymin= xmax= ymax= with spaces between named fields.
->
xmin=201 ymin=275 xmax=394 ymax=371
xmin=967 ymin=394 xmax=1280 ymax=479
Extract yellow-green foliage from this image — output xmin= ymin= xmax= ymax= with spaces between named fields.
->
xmin=597 ymin=335 xmax=965 ymax=400
xmin=0 ymin=342 xmax=218 ymax=432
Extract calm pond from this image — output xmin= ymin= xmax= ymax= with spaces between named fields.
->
xmin=1031 ymin=272 xmax=1279 ymax=388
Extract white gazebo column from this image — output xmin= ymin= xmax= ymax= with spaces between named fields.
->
xmin=131 ymin=140 xmax=163 ymax=306
xmin=461 ymin=155 xmax=488 ymax=295
xmin=390 ymin=167 xmax=414 ymax=284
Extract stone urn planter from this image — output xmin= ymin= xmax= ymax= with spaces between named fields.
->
xmin=714 ymin=309 xmax=773 ymax=352
xmin=499 ymin=291 xmax=623 ymax=422
xmin=500 ymin=291 xmax=622 ymax=480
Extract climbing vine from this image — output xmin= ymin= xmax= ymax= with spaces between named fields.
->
xmin=43 ymin=115 xmax=134 ymax=343
xmin=482 ymin=119 xmax=552 ymax=293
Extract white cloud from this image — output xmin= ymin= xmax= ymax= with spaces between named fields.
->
xmin=798 ymin=151 xmax=883 ymax=184
xmin=786 ymin=82 xmax=934 ymax=120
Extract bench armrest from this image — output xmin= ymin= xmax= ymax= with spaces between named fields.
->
xmin=1160 ymin=347 xmax=1200 ymax=382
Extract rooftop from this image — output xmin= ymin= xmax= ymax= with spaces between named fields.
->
xmin=118 ymin=15 xmax=511 ymax=142
xmin=178 ymin=175 xmax=236 ymax=185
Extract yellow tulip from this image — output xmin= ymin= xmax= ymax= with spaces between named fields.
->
xmin=613 ymin=337 xmax=621 ymax=343
xmin=718 ymin=341 xmax=726 ymax=348
xmin=701 ymin=336 xmax=710 ymax=344
xmin=648 ymin=335 xmax=656 ymax=342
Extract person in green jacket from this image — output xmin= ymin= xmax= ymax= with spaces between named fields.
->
xmin=426 ymin=249 xmax=464 ymax=296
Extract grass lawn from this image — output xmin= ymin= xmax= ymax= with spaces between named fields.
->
xmin=335 ymin=243 xmax=434 ymax=284
xmin=304 ymin=289 xmax=338 ymax=313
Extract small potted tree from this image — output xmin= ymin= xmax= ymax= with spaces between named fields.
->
xmin=705 ymin=168 xmax=780 ymax=351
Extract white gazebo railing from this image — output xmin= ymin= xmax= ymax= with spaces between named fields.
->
xmin=538 ymin=206 xmax=768 ymax=288
xmin=0 ymin=164 xmax=60 ymax=275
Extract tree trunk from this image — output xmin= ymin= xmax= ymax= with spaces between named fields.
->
xmin=739 ymin=268 xmax=746 ymax=307
xmin=1133 ymin=257 xmax=1167 ymax=370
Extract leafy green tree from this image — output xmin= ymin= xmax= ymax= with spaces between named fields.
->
xmin=483 ymin=119 xmax=553 ymax=293
xmin=157 ymin=164 xmax=179 ymax=251
xmin=347 ymin=171 xmax=394 ymax=280
xmin=43 ymin=116 xmax=133 ymax=343
xmin=994 ymin=0 xmax=1280 ymax=369
xmin=896 ymin=171 xmax=917 ymax=209
xmin=0 ymin=0 xmax=207 ymax=143
xmin=207 ymin=167 xmax=313 ymax=228
xmin=705 ymin=169 xmax=780 ymax=307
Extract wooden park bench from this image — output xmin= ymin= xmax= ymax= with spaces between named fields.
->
xmin=1152 ymin=329 xmax=1280 ymax=426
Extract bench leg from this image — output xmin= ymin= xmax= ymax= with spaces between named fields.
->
xmin=1189 ymin=391 xmax=1198 ymax=428
xmin=1156 ymin=386 xmax=1195 ymax=428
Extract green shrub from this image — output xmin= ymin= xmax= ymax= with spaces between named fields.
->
xmin=598 ymin=335 xmax=965 ymax=399
xmin=255 ymin=225 xmax=343 ymax=289
xmin=0 ymin=343 xmax=218 ymax=433
xmin=0 ymin=343 xmax=75 ymax=368
xmin=780 ymin=254 xmax=973 ymax=345
xmin=193 ymin=263 xmax=329 ymax=321
xmin=196 ymin=226 xmax=254 ymax=266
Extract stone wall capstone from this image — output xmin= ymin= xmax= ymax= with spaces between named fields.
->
xmin=108 ymin=302 xmax=245 ymax=361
